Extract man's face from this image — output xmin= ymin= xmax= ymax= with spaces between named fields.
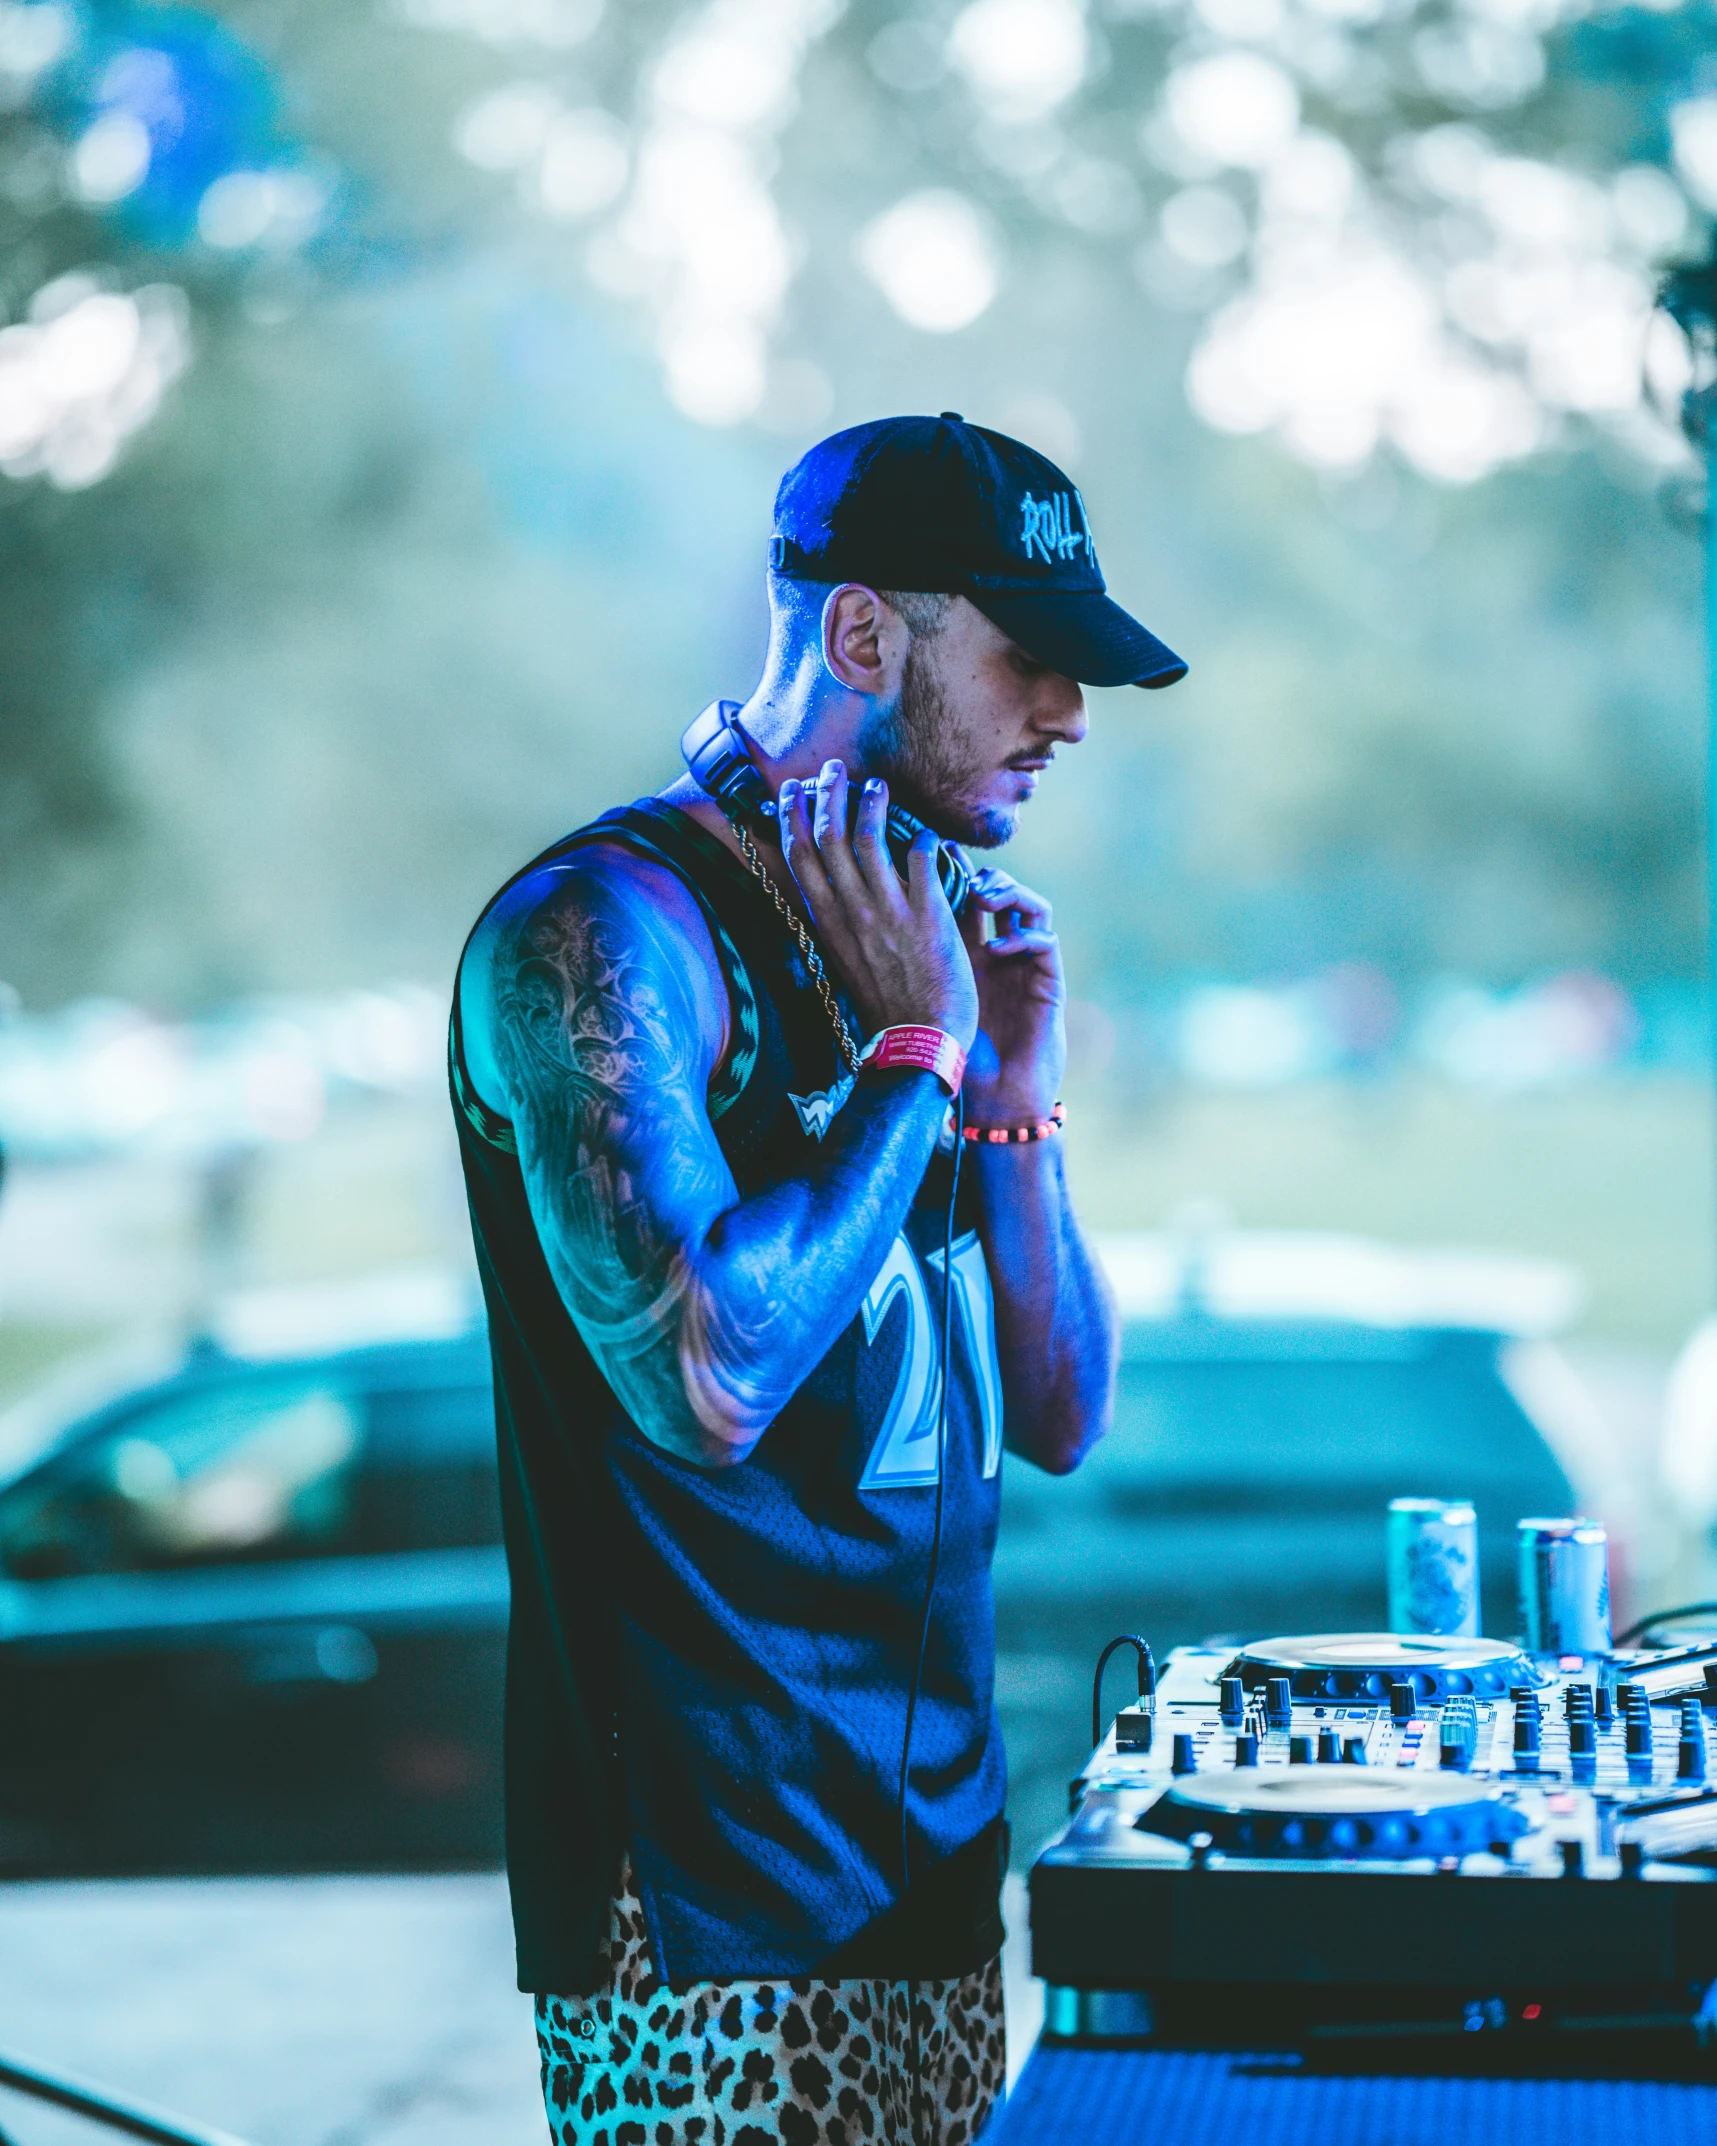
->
xmin=858 ymin=597 xmax=1088 ymax=848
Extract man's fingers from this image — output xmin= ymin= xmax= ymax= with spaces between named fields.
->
xmin=851 ymin=776 xmax=904 ymax=906
xmin=958 ymin=895 xmax=990 ymax=958
xmin=970 ymin=868 xmax=1052 ymax=932
xmin=905 ymin=825 xmax=954 ymax=917
xmin=810 ymin=760 xmax=845 ymax=850
xmin=811 ymin=759 xmax=869 ymax=906
xmin=983 ymin=926 xmax=1060 ymax=958
xmin=779 ymin=779 xmax=834 ymax=914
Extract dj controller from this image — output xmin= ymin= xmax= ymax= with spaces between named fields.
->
xmin=1030 ymin=1630 xmax=1717 ymax=2072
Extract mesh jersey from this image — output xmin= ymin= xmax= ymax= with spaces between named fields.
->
xmin=450 ymin=799 xmax=1007 ymax=1991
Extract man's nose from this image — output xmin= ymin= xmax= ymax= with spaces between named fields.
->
xmin=1039 ymin=674 xmax=1088 ymax=744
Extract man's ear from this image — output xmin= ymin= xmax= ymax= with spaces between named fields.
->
xmin=823 ymin=584 xmax=905 ymax=696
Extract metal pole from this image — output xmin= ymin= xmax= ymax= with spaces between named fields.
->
xmin=0 ymin=2048 xmax=254 ymax=2146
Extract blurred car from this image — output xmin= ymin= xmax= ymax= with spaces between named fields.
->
xmin=1000 ymin=1227 xmax=1599 ymax=1639
xmin=0 ymin=1237 xmax=1618 ymax=1878
xmin=0 ymin=1273 xmax=505 ymax=1876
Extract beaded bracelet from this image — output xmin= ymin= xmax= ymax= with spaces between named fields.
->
xmin=961 ymin=1101 xmax=1065 ymax=1145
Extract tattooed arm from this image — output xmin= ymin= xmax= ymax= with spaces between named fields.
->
xmin=465 ymin=836 xmax=971 ymax=1468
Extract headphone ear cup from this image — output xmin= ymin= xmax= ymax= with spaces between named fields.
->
xmin=936 ymin=845 xmax=973 ymax=917
xmin=882 ymin=804 xmax=972 ymax=915
xmin=681 ymin=701 xmax=772 ymax=819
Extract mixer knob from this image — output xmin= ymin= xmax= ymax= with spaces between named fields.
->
xmin=1568 ymin=1718 xmax=1596 ymax=1757
xmin=1265 ymin=1675 xmax=1293 ymax=1727
xmin=1513 ymin=1714 xmax=1540 ymax=1763
xmin=1559 ymin=1840 xmax=1585 ymax=1879
xmin=1619 ymin=1839 xmax=1645 ymax=1878
xmin=1389 ymin=1681 xmax=1416 ymax=1721
xmin=1317 ymin=1729 xmax=1340 ymax=1763
xmin=1343 ymin=1737 xmax=1367 ymax=1765
xmin=1595 ymin=1684 xmax=1615 ymax=1727
xmin=1172 ymin=1732 xmax=1196 ymax=1775
xmin=1289 ymin=1734 xmax=1313 ymax=1765
xmin=1219 ymin=1675 xmax=1245 ymax=1725
xmin=1625 ymin=1718 xmax=1653 ymax=1758
xmin=1235 ymin=1732 xmax=1259 ymax=1767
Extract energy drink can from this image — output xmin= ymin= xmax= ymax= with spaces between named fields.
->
xmin=1518 ymin=1518 xmax=1611 ymax=1656
xmin=1387 ymin=1497 xmax=1480 ymax=1637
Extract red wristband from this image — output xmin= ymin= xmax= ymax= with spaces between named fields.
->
xmin=857 ymin=1024 xmax=967 ymax=1098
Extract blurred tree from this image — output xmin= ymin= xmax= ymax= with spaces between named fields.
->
xmin=0 ymin=0 xmax=1707 ymax=1009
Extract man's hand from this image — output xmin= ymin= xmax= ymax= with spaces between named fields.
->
xmin=958 ymin=866 xmax=1066 ymax=1124
xmin=778 ymin=761 xmax=979 ymax=1050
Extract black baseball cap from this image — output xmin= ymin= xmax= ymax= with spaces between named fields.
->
xmin=769 ymin=412 xmax=1186 ymax=690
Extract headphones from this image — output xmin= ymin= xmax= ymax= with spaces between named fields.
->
xmin=680 ymin=700 xmax=974 ymax=917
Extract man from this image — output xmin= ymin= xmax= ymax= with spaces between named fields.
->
xmin=450 ymin=414 xmax=1186 ymax=2146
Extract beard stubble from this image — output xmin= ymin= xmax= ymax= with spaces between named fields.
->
xmin=857 ymin=636 xmax=1017 ymax=850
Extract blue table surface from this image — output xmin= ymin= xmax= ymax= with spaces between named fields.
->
xmin=991 ymin=2046 xmax=1717 ymax=2144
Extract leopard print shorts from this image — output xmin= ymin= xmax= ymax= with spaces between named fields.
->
xmin=535 ymin=1862 xmax=1005 ymax=2146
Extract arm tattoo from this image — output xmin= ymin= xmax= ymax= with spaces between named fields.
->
xmin=494 ymin=875 xmax=773 ymax=1453
xmin=486 ymin=858 xmax=943 ymax=1466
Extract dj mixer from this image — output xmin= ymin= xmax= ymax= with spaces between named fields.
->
xmin=1030 ymin=1631 xmax=1717 ymax=2070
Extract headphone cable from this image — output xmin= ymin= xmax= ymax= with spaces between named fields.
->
xmin=896 ymin=1089 xmax=965 ymax=1899
xmin=895 ymin=1089 xmax=963 ymax=2146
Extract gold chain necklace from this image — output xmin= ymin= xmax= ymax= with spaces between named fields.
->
xmin=726 ymin=814 xmax=861 ymax=1075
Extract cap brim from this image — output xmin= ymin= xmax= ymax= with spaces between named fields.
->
xmin=970 ymin=588 xmax=1187 ymax=690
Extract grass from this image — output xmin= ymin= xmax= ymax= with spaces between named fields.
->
xmin=0 ymin=1323 xmax=114 ymax=1403
xmin=1061 ymin=1074 xmax=1716 ymax=1350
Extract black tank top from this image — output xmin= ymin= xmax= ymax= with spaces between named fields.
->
xmin=450 ymin=800 xmax=1007 ymax=1992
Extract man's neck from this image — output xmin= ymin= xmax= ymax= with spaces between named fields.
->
xmin=732 ymin=682 xmax=872 ymax=793
xmin=659 ymin=674 xmax=887 ymax=875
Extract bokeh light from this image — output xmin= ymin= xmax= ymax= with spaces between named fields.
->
xmin=456 ymin=84 xmax=629 ymax=220
xmin=857 ymin=190 xmax=1002 ymax=334
xmin=0 ymin=0 xmax=1703 ymax=484
xmin=1180 ymin=104 xmax=1683 ymax=482
xmin=391 ymin=0 xmax=604 ymax=43
xmin=0 ymin=1 xmax=69 ymax=86
xmin=945 ymin=0 xmax=1090 ymax=122
xmin=580 ymin=0 xmax=840 ymax=425
xmin=1163 ymin=53 xmax=1301 ymax=172
xmin=0 ymin=274 xmax=189 ymax=489
xmin=1671 ymin=96 xmax=1717 ymax=213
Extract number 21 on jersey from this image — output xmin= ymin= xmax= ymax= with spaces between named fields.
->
xmin=857 ymin=1229 xmax=1003 ymax=1490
